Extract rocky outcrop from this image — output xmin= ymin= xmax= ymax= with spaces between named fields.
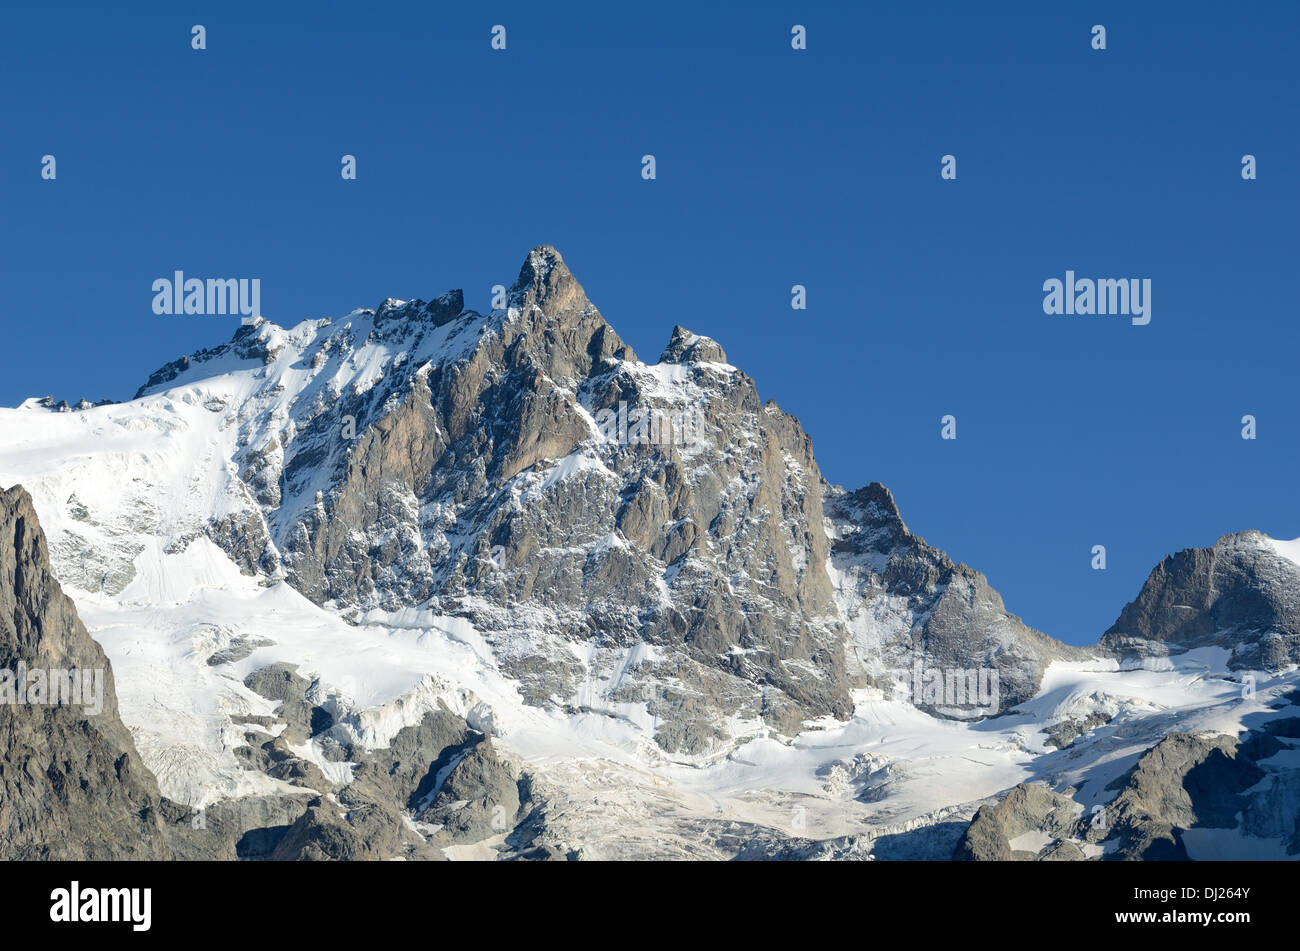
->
xmin=417 ymin=735 xmax=528 ymax=842
xmin=957 ymin=716 xmax=1300 ymax=861
xmin=229 ymin=688 xmax=534 ymax=860
xmin=659 ymin=325 xmax=727 ymax=364
xmin=1102 ymin=532 xmax=1300 ymax=670
xmin=233 ymin=247 xmax=859 ymax=750
xmin=0 ymin=485 xmax=235 ymax=859
xmin=828 ymin=483 xmax=1092 ymax=717
xmin=270 ymin=794 xmax=412 ymax=861
xmin=1083 ymin=725 xmax=1300 ymax=860
xmin=1043 ymin=711 xmax=1113 ymax=750
xmin=953 ymin=783 xmax=1084 ymax=860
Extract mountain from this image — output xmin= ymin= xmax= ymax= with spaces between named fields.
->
xmin=826 ymin=482 xmax=1092 ymax=716
xmin=1102 ymin=531 xmax=1300 ymax=671
xmin=1 ymin=245 xmax=1297 ymax=860
xmin=118 ymin=245 xmax=1082 ymax=752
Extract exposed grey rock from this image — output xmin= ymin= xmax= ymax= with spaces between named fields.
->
xmin=234 ymin=246 xmax=861 ymax=750
xmin=374 ymin=289 xmax=465 ymax=332
xmin=133 ymin=320 xmax=284 ymax=400
xmin=419 ymin=736 xmax=526 ymax=842
xmin=235 ymin=734 xmax=332 ymax=791
xmin=206 ymin=511 xmax=279 ymax=577
xmin=1044 ymin=711 xmax=1113 ymax=750
xmin=206 ymin=635 xmax=274 ymax=667
xmin=961 ymin=721 xmax=1300 ymax=862
xmin=828 ymin=483 xmax=1094 ymax=718
xmin=355 ymin=707 xmax=477 ymax=810
xmin=244 ymin=662 xmax=309 ymax=703
xmin=0 ymin=485 xmax=234 ymax=859
xmin=659 ymin=325 xmax=727 ymax=364
xmin=1237 ymin=717 xmax=1300 ymax=852
xmin=270 ymin=795 xmax=407 ymax=861
xmin=200 ymin=793 xmax=315 ymax=860
xmin=213 ymin=694 xmax=541 ymax=860
xmin=256 ymin=707 xmax=530 ymax=860
xmin=1040 ymin=839 xmax=1086 ymax=861
xmin=16 ymin=394 xmax=114 ymax=410
xmin=953 ymin=783 xmax=1083 ymax=861
xmin=954 ymin=809 xmax=1013 ymax=861
xmin=18 ymin=396 xmax=114 ymax=412
xmin=1102 ymin=531 xmax=1300 ymax=670
xmin=243 ymin=662 xmax=333 ymax=744
xmin=1090 ymin=732 xmax=1264 ymax=860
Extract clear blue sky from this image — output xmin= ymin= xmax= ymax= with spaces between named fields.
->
xmin=2 ymin=1 xmax=1297 ymax=645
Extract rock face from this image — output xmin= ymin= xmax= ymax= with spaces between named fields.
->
xmin=827 ymin=483 xmax=1090 ymax=716
xmin=131 ymin=246 xmax=1085 ymax=753
xmin=954 ymin=783 xmax=1083 ymax=861
xmin=956 ymin=716 xmax=1300 ymax=861
xmin=1087 ymin=722 xmax=1300 ymax=860
xmin=264 ymin=713 xmax=532 ymax=861
xmin=1102 ymin=532 xmax=1300 ymax=670
xmin=1087 ymin=733 xmax=1256 ymax=860
xmin=228 ymin=686 xmax=532 ymax=861
xmin=0 ymin=485 xmax=232 ymax=859
xmin=659 ymin=325 xmax=727 ymax=365
xmin=418 ymin=735 xmax=528 ymax=842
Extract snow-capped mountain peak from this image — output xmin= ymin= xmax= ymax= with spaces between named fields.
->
xmin=2 ymin=246 xmax=1297 ymax=861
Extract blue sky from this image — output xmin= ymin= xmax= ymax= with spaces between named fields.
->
xmin=2 ymin=1 xmax=1297 ymax=645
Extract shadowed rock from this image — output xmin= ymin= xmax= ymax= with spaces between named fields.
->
xmin=0 ymin=484 xmax=235 ymax=859
xmin=1102 ymin=531 xmax=1300 ymax=670
xmin=953 ymin=783 xmax=1082 ymax=861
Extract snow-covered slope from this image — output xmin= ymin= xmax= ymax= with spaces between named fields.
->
xmin=2 ymin=246 xmax=1297 ymax=860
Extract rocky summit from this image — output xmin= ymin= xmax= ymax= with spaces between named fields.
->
xmin=1 ymin=246 xmax=1298 ymax=860
xmin=129 ymin=245 xmax=1082 ymax=752
xmin=1102 ymin=531 xmax=1300 ymax=671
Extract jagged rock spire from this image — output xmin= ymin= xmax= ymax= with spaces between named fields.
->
xmin=659 ymin=325 xmax=727 ymax=365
